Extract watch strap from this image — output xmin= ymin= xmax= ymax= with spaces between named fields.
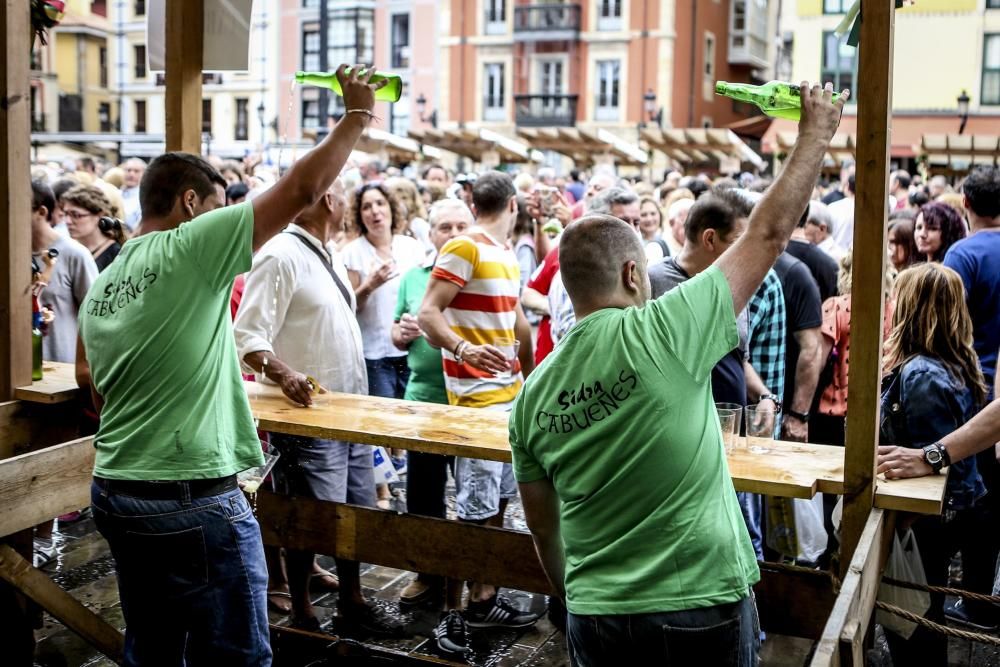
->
xmin=760 ymin=394 xmax=782 ymax=412
xmin=786 ymin=408 xmax=809 ymax=422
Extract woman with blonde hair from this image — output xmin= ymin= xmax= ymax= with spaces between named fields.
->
xmin=880 ymin=263 xmax=988 ymax=665
xmin=385 ymin=176 xmax=432 ymax=255
xmin=60 ymin=184 xmax=128 ymax=272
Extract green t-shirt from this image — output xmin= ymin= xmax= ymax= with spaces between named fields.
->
xmin=79 ymin=202 xmax=264 ymax=480
xmin=509 ymin=266 xmax=760 ymax=615
xmin=394 ymin=264 xmax=448 ymax=405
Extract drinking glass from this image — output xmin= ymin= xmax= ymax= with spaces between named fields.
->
xmin=238 ymin=449 xmax=280 ymax=494
xmin=715 ymin=402 xmax=742 ymax=454
xmin=492 ymin=336 xmax=520 ymax=379
xmin=745 ymin=403 xmax=777 ymax=454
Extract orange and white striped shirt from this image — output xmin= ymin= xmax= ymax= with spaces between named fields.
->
xmin=431 ymin=230 xmax=522 ymax=409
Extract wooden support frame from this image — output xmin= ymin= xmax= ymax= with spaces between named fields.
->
xmin=839 ymin=0 xmax=895 ymax=578
xmin=164 ymin=1 xmax=204 ymax=152
xmin=0 ymin=0 xmax=32 ymax=400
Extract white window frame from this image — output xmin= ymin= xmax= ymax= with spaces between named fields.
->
xmin=597 ymin=0 xmax=623 ymax=31
xmin=484 ymin=0 xmax=507 ymax=35
xmin=594 ymin=59 xmax=620 ymax=122
xmin=483 ymin=62 xmax=506 ymax=122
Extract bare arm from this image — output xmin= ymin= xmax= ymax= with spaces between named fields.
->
xmin=515 ymin=304 xmax=535 ymax=378
xmin=348 ymin=264 xmax=395 ymax=313
xmin=519 ymin=478 xmax=566 ymax=601
xmin=250 ymin=66 xmax=384 ymax=251
xmin=717 ymin=83 xmax=848 ymax=314
xmin=243 ymin=350 xmax=314 ymax=407
xmin=783 ymin=327 xmax=823 ymax=441
xmin=418 ymin=278 xmax=507 ymax=373
xmin=521 ymin=286 xmax=550 ymax=316
xmin=76 ymin=334 xmax=102 ymax=414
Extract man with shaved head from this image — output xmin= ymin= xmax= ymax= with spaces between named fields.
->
xmin=509 ymin=82 xmax=848 ymax=665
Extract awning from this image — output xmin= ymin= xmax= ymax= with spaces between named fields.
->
xmin=408 ymin=128 xmax=543 ymax=164
xmin=515 ymin=127 xmax=647 ymax=166
xmin=762 ymin=113 xmax=1000 ymax=158
xmin=772 ymin=130 xmax=857 ymax=169
xmin=640 ymin=128 xmax=765 ymax=172
xmin=921 ymin=134 xmax=1000 ymax=174
xmin=356 ymin=128 xmax=441 ymax=162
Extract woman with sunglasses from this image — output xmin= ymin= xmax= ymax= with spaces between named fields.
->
xmin=60 ymin=184 xmax=128 ymax=272
xmin=879 ymin=263 xmax=988 ymax=664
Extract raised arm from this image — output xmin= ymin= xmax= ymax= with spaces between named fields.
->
xmin=251 ymin=65 xmax=386 ymax=251
xmin=718 ymin=83 xmax=848 ymax=314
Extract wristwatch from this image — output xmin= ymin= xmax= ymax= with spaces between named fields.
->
xmin=760 ymin=394 xmax=782 ymax=412
xmin=922 ymin=442 xmax=951 ymax=474
xmin=785 ymin=408 xmax=809 ymax=423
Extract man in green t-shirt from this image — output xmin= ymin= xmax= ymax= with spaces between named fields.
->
xmin=79 ymin=67 xmax=385 ymax=665
xmin=509 ymin=82 xmax=847 ymax=665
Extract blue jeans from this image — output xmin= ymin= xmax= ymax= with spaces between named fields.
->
xmin=91 ymin=480 xmax=271 ymax=667
xmin=567 ymin=592 xmax=759 ymax=667
xmin=366 ymin=356 xmax=410 ymax=399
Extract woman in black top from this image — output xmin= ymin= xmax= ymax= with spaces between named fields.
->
xmin=61 ymin=184 xmax=127 ymax=272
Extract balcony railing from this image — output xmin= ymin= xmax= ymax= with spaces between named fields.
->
xmin=514 ymin=94 xmax=578 ymax=127
xmin=514 ymin=4 xmax=581 ymax=40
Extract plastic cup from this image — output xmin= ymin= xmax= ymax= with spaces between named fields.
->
xmin=238 ymin=449 xmax=280 ymax=494
xmin=716 ymin=402 xmax=742 ymax=454
xmin=492 ymin=336 xmax=520 ymax=379
xmin=745 ymin=403 xmax=777 ymax=454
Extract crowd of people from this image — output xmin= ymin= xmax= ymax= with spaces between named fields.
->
xmin=23 ymin=70 xmax=1000 ymax=666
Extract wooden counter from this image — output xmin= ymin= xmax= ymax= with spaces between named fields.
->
xmin=14 ymin=361 xmax=79 ymax=404
xmin=246 ymin=381 xmax=946 ymax=515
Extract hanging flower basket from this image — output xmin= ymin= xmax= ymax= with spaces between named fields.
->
xmin=31 ymin=0 xmax=65 ymax=48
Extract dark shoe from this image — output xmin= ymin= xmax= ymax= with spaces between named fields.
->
xmin=945 ymin=598 xmax=999 ymax=631
xmin=465 ymin=594 xmax=541 ymax=629
xmin=340 ymin=601 xmax=409 ymax=638
xmin=289 ymin=615 xmax=322 ymax=633
xmin=435 ymin=610 xmax=469 ymax=655
xmin=399 ymin=575 xmax=442 ymax=607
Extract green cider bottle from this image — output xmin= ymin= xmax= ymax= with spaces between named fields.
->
xmin=714 ymin=81 xmax=843 ymax=121
xmin=31 ymin=311 xmax=43 ymax=381
xmin=295 ymin=69 xmax=402 ymax=103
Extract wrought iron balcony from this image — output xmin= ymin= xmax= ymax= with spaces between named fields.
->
xmin=514 ymin=4 xmax=581 ymax=41
xmin=514 ymin=94 xmax=578 ymax=127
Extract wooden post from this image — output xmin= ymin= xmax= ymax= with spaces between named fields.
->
xmin=840 ymin=1 xmax=895 ymax=577
xmin=0 ymin=0 xmax=32 ymax=400
xmin=164 ymin=2 xmax=203 ymax=152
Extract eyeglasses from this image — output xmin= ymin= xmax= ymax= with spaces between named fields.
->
xmin=64 ymin=210 xmax=97 ymax=221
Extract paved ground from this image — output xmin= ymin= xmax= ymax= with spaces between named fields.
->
xmin=27 ymin=476 xmax=1000 ymax=666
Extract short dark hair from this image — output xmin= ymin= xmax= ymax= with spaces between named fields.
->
xmin=687 ymin=180 xmax=710 ymax=199
xmin=907 ymin=189 xmax=929 ymax=208
xmin=560 ymin=214 xmax=644 ymax=305
xmin=226 ymin=182 xmax=249 ymax=203
xmin=685 ymin=188 xmax=753 ymax=243
xmin=918 ymin=201 xmax=967 ymax=262
xmin=52 ymin=178 xmax=78 ymax=202
xmin=846 ymin=174 xmax=856 ymax=195
xmin=472 ymin=172 xmax=516 ymax=217
xmin=140 ymin=152 xmax=226 ymax=218
xmin=31 ymin=180 xmax=55 ymax=220
xmin=962 ymin=166 xmax=1000 ymax=219
xmin=349 ymin=182 xmax=406 ymax=236
xmin=422 ymin=163 xmax=448 ymax=180
xmin=893 ymin=170 xmax=911 ymax=190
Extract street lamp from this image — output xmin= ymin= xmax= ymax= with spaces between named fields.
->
xmin=416 ymin=93 xmax=438 ymax=128
xmin=257 ymin=101 xmax=266 ymax=145
xmin=957 ymin=90 xmax=970 ymax=135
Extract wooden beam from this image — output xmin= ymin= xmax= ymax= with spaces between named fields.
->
xmin=754 ymin=563 xmax=837 ymax=640
xmin=0 ymin=545 xmax=124 ymax=664
xmin=13 ymin=360 xmax=81 ymax=404
xmin=0 ymin=437 xmax=95 ymax=539
xmin=257 ymin=491 xmax=556 ymax=595
xmin=0 ymin=0 xmax=32 ymax=400
xmin=164 ymin=1 xmax=203 ymax=152
xmin=810 ymin=509 xmax=894 ymax=667
xmin=840 ymin=0 xmax=894 ymax=578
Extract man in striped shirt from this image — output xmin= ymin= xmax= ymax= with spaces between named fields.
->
xmin=419 ymin=172 xmax=538 ymax=652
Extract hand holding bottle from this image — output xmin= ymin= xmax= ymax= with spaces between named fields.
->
xmin=798 ymin=81 xmax=849 ymax=146
xmin=334 ymin=64 xmax=389 ymax=119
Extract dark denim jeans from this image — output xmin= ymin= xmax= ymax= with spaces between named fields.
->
xmin=567 ymin=592 xmax=759 ymax=667
xmin=366 ymin=356 xmax=411 ymax=399
xmin=91 ymin=480 xmax=272 ymax=667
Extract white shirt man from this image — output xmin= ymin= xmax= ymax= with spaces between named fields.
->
xmin=120 ymin=158 xmax=146 ymax=231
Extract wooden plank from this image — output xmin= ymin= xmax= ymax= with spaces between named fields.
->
xmin=248 ymin=382 xmax=945 ymax=510
xmin=0 ymin=544 xmax=124 ymax=664
xmin=0 ymin=401 xmax=32 ymax=460
xmin=840 ymin=0 xmax=895 ymax=580
xmin=874 ymin=473 xmax=944 ymax=515
xmin=754 ymin=563 xmax=837 ymax=640
xmin=810 ymin=508 xmax=893 ymax=667
xmin=0 ymin=437 xmax=95 ymax=539
xmin=256 ymin=491 xmax=556 ymax=595
xmin=0 ymin=0 xmax=32 ymax=400
xmin=164 ymin=1 xmax=203 ymax=152
xmin=13 ymin=361 xmax=80 ymax=404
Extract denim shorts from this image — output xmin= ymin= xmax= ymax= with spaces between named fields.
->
xmin=269 ymin=433 xmax=376 ymax=508
xmin=455 ymin=458 xmax=517 ymax=521
xmin=91 ymin=481 xmax=271 ymax=666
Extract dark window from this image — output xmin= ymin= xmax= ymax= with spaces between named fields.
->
xmin=598 ymin=0 xmax=622 ymax=18
xmin=484 ymin=63 xmax=505 ymax=121
xmin=301 ymin=88 xmax=320 ymax=129
xmin=30 ymin=87 xmax=44 ymax=131
xmin=134 ymin=44 xmax=146 ymax=79
xmin=134 ymin=99 xmax=146 ymax=133
xmin=134 ymin=0 xmax=145 ymax=16
xmin=235 ymin=98 xmax=249 ymax=140
xmin=202 ymin=99 xmax=213 ymax=135
xmin=99 ymin=47 xmax=108 ymax=88
xmin=302 ymin=23 xmax=320 ymax=71
xmin=823 ymin=0 xmax=849 ymax=13
xmin=91 ymin=0 xmax=107 ymax=17
xmin=58 ymin=94 xmax=83 ymax=131
xmin=990 ymin=0 xmax=1000 ymax=8
xmin=985 ymin=34 xmax=1000 ymax=105
xmin=485 ymin=0 xmax=506 ymax=23
xmin=821 ymin=31 xmax=857 ymax=104
xmin=391 ymin=13 xmax=410 ymax=69
xmin=326 ymin=8 xmax=375 ymax=115
xmin=98 ymin=102 xmax=112 ymax=131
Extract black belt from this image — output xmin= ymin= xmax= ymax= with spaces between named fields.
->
xmin=94 ymin=474 xmax=238 ymax=500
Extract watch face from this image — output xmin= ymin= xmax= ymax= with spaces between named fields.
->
xmin=926 ymin=448 xmax=942 ymax=464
